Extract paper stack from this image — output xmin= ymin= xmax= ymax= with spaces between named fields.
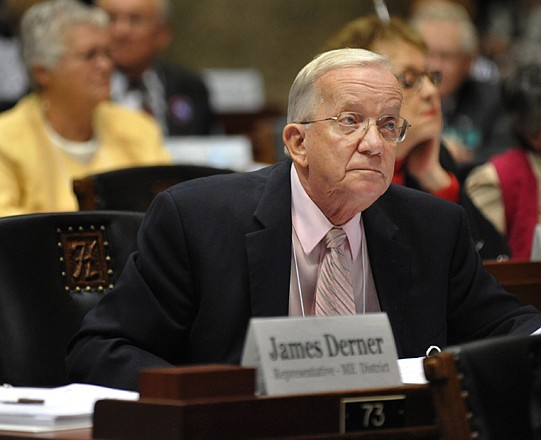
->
xmin=0 ymin=383 xmax=138 ymax=433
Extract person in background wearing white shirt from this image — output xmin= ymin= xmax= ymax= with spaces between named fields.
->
xmin=95 ymin=0 xmax=214 ymax=136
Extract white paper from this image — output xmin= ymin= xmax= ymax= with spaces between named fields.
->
xmin=164 ymin=135 xmax=256 ymax=171
xmin=398 ymin=357 xmax=427 ymax=384
xmin=0 ymin=383 xmax=138 ymax=432
xmin=202 ymin=68 xmax=265 ymax=113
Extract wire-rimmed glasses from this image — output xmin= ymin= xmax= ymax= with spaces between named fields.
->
xmin=396 ymin=69 xmax=442 ymax=90
xmin=296 ymin=111 xmax=410 ymax=143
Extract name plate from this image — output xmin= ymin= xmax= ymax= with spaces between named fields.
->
xmin=241 ymin=313 xmax=401 ymax=395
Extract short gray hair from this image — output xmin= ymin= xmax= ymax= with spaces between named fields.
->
xmin=20 ymin=0 xmax=109 ymax=73
xmin=410 ymin=2 xmax=478 ymax=57
xmin=287 ymin=48 xmax=391 ymax=123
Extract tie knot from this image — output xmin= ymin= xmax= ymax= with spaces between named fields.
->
xmin=324 ymin=227 xmax=347 ymax=249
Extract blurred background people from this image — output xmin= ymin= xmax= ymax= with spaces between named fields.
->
xmin=324 ymin=16 xmax=454 ymax=201
xmin=0 ymin=0 xmax=170 ymax=217
xmin=410 ymin=0 xmax=514 ymax=165
xmin=322 ymin=15 xmax=510 ymax=260
xmin=95 ymin=0 xmax=214 ymax=137
xmin=466 ymin=63 xmax=541 ymax=260
xmin=0 ymin=0 xmax=43 ymax=111
xmin=477 ymin=0 xmax=541 ymax=78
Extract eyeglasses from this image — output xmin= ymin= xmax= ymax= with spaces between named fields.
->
xmin=296 ymin=111 xmax=410 ymax=143
xmin=108 ymin=12 xmax=163 ymax=30
xmin=65 ymin=48 xmax=112 ymax=63
xmin=396 ymin=70 xmax=442 ymax=90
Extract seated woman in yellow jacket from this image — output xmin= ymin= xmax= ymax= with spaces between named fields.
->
xmin=0 ymin=0 xmax=170 ymax=217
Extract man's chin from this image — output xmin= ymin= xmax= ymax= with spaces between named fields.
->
xmin=111 ymin=53 xmax=139 ymax=71
xmin=349 ymin=180 xmax=388 ymax=198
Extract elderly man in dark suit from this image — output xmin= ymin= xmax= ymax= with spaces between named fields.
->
xmin=67 ymin=48 xmax=541 ymax=391
xmin=96 ymin=0 xmax=213 ymax=136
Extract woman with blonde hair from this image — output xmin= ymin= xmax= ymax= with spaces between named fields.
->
xmin=323 ymin=15 xmax=509 ymax=259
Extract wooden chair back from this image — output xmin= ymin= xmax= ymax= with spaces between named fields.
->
xmin=73 ymin=164 xmax=233 ymax=211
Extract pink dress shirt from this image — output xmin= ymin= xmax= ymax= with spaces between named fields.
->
xmin=288 ymin=164 xmax=380 ymax=316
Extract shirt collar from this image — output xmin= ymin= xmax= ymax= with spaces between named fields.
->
xmin=110 ymin=69 xmax=160 ymax=96
xmin=290 ymin=164 xmax=362 ymax=259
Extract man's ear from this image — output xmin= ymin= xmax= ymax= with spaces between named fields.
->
xmin=283 ymin=123 xmax=308 ymax=167
xmin=154 ymin=24 xmax=173 ymax=52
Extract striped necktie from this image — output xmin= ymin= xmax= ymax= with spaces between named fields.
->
xmin=315 ymin=227 xmax=355 ymax=316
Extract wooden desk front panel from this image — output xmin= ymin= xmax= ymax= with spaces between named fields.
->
xmin=93 ymin=385 xmax=435 ymax=439
xmin=484 ymin=260 xmax=541 ymax=309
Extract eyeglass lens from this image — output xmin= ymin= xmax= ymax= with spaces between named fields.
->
xmin=398 ymin=70 xmax=442 ymax=89
xmin=334 ymin=112 xmax=407 ymax=142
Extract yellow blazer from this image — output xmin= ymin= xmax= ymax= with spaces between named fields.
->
xmin=0 ymin=94 xmax=171 ymax=216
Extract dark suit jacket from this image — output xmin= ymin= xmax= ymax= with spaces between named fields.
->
xmin=154 ymin=63 xmax=214 ymax=136
xmin=404 ymin=142 xmax=511 ymax=260
xmin=443 ymin=77 xmax=514 ymax=162
xmin=67 ymin=159 xmax=541 ymax=390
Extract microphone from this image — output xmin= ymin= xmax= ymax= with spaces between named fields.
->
xmin=373 ymin=0 xmax=390 ymax=24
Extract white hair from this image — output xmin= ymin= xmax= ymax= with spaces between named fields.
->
xmin=410 ymin=2 xmax=479 ymax=56
xmin=20 ymin=0 xmax=109 ymax=74
xmin=287 ymin=48 xmax=391 ymax=123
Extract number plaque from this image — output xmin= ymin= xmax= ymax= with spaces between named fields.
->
xmin=340 ymin=394 xmax=406 ymax=433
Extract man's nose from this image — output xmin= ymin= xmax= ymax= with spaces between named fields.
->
xmin=357 ymin=122 xmax=384 ymax=155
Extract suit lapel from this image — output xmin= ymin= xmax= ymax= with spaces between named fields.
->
xmin=245 ymin=161 xmax=292 ymax=317
xmin=243 ymin=163 xmax=414 ymax=349
xmin=363 ymin=201 xmax=412 ymax=355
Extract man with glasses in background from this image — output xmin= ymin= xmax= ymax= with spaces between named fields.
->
xmin=68 ymin=48 xmax=541 ymax=391
xmin=95 ymin=0 xmax=214 ymax=136
xmin=411 ymin=0 xmax=514 ymax=164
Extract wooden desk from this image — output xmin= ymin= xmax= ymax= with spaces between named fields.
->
xmin=92 ymin=384 xmax=436 ymax=439
xmin=0 ymin=427 xmax=438 ymax=440
xmin=484 ymin=260 xmax=541 ymax=309
xmin=0 ymin=385 xmax=437 ymax=440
